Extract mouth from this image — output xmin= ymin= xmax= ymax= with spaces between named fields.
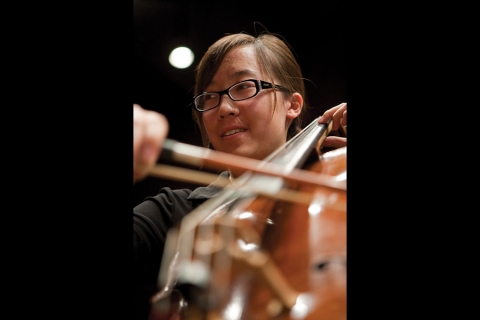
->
xmin=223 ymin=128 xmax=246 ymax=137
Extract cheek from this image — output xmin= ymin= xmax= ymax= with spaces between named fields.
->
xmin=252 ymin=97 xmax=287 ymax=123
xmin=201 ymin=113 xmax=216 ymax=135
xmin=246 ymin=96 xmax=275 ymax=117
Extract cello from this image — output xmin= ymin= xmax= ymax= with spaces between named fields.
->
xmin=148 ymin=116 xmax=346 ymax=320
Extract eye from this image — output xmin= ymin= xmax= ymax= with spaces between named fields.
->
xmin=203 ymin=93 xmax=217 ymax=101
xmin=237 ymin=84 xmax=250 ymax=90
xmin=231 ymin=82 xmax=256 ymax=95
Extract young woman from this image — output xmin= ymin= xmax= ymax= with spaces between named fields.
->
xmin=133 ymin=31 xmax=347 ymax=319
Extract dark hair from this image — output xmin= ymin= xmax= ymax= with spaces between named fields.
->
xmin=192 ymin=27 xmax=309 ymax=148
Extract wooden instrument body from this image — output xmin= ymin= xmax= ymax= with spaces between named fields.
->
xmin=150 ymin=121 xmax=346 ymax=320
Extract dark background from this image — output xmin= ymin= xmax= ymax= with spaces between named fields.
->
xmin=4 ymin=2 xmax=430 ymax=318
xmin=133 ymin=0 xmax=347 ymax=206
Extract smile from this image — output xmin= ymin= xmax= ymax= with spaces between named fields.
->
xmin=223 ymin=129 xmax=246 ymax=137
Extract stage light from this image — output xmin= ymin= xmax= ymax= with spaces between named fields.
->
xmin=168 ymin=46 xmax=195 ymax=69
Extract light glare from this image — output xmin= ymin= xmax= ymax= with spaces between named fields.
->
xmin=169 ymin=46 xmax=194 ymax=69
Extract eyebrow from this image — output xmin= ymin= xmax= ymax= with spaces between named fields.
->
xmin=232 ymin=70 xmax=256 ymax=77
xmin=207 ymin=70 xmax=258 ymax=88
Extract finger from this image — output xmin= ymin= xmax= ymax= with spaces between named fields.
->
xmin=134 ymin=108 xmax=168 ymax=164
xmin=317 ymin=107 xmax=336 ymax=124
xmin=329 ymin=103 xmax=347 ymax=131
xmin=317 ymin=102 xmax=347 ymax=129
xmin=133 ymin=105 xmax=147 ymax=165
xmin=133 ymin=105 xmax=169 ymax=183
xmin=341 ymin=109 xmax=347 ymax=126
xmin=140 ymin=112 xmax=168 ymax=166
xmin=321 ymin=136 xmax=347 ymax=149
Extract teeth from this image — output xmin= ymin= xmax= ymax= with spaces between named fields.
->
xmin=224 ymin=129 xmax=244 ymax=136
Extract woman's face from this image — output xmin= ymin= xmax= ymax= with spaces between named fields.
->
xmin=201 ymin=45 xmax=301 ymax=160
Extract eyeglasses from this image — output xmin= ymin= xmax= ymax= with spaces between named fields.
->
xmin=192 ymin=79 xmax=289 ymax=112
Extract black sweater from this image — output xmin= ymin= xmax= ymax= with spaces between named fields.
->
xmin=132 ymin=171 xmax=228 ymax=319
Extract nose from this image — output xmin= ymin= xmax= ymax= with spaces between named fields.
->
xmin=217 ymin=93 xmax=238 ymax=118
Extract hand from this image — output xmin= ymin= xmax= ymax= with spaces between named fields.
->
xmin=317 ymin=102 xmax=347 ymax=149
xmin=133 ymin=104 xmax=169 ymax=184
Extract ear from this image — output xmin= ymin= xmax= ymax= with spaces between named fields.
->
xmin=286 ymin=92 xmax=303 ymax=119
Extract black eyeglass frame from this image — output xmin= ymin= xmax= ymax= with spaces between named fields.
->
xmin=192 ymin=79 xmax=289 ymax=112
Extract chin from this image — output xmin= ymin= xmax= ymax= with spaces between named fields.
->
xmin=229 ymin=148 xmax=255 ymax=159
xmin=218 ymin=142 xmax=260 ymax=160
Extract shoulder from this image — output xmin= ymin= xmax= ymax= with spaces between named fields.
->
xmin=134 ymin=188 xmax=194 ymax=225
xmin=134 ymin=171 xmax=229 ymax=226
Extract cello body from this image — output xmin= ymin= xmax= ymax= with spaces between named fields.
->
xmin=150 ymin=119 xmax=346 ymax=320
